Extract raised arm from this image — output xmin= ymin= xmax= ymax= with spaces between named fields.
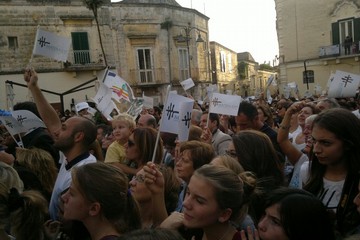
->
xmin=24 ymin=69 xmax=62 ymax=135
xmin=277 ymin=102 xmax=304 ymax=166
xmin=143 ymin=162 xmax=168 ymax=227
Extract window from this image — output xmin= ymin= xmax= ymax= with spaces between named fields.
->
xmin=71 ymin=32 xmax=90 ymax=64
xmin=179 ymin=48 xmax=189 ymax=80
xmin=8 ymin=37 xmax=18 ymax=50
xmin=332 ymin=18 xmax=360 ymax=54
xmin=228 ymin=53 xmax=232 ymax=73
xmin=220 ymin=51 xmax=226 ymax=72
xmin=137 ymin=48 xmax=153 ymax=83
xmin=303 ymin=70 xmax=314 ymax=84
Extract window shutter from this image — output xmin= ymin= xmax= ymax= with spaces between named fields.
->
xmin=354 ymin=18 xmax=360 ymax=43
xmin=332 ymin=22 xmax=340 ymax=45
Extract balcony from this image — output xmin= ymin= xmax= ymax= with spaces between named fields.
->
xmin=172 ymin=67 xmax=211 ymax=83
xmin=129 ymin=68 xmax=167 ymax=86
xmin=319 ymin=42 xmax=359 ymax=58
xmin=63 ymin=49 xmax=105 ymax=71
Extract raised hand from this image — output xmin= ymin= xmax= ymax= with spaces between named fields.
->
xmin=240 ymin=226 xmax=260 ymax=240
xmin=159 ymin=211 xmax=184 ymax=229
xmin=143 ymin=161 xmax=165 ymax=195
xmin=24 ymin=68 xmax=38 ymax=89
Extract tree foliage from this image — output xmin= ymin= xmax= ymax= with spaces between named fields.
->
xmin=237 ymin=61 xmax=248 ymax=80
xmin=259 ymin=63 xmax=274 ymax=71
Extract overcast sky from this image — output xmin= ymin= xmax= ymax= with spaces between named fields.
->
xmin=111 ymin=0 xmax=279 ymax=64
xmin=175 ymin=0 xmax=279 ymax=64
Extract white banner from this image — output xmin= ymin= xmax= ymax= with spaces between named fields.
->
xmin=209 ymin=92 xmax=241 ymax=116
xmin=177 ymin=101 xmax=195 ymax=142
xmin=327 ymin=70 xmax=360 ymax=98
xmin=180 ymin=78 xmax=195 ymax=91
xmin=93 ymin=82 xmax=114 ymax=120
xmin=32 ymin=28 xmax=71 ymax=62
xmin=104 ymin=70 xmax=134 ymax=103
xmin=160 ymin=93 xmax=194 ymax=135
xmin=142 ymin=95 xmax=154 ymax=109
xmin=11 ymin=110 xmax=46 ymax=131
xmin=0 ymin=116 xmax=27 ymax=136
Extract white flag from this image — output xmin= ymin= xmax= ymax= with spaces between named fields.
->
xmin=266 ymin=75 xmax=274 ymax=88
xmin=0 ymin=116 xmax=27 ymax=136
xmin=142 ymin=95 xmax=154 ymax=109
xmin=177 ymin=101 xmax=195 ymax=142
xmin=92 ymin=82 xmax=113 ymax=119
xmin=327 ymin=70 xmax=360 ymax=98
xmin=287 ymin=82 xmax=297 ymax=89
xmin=104 ymin=70 xmax=134 ymax=103
xmin=160 ymin=93 xmax=194 ymax=135
xmin=11 ymin=110 xmax=46 ymax=131
xmin=180 ymin=78 xmax=195 ymax=91
xmin=266 ymin=89 xmax=273 ymax=104
xmin=32 ymin=28 xmax=71 ymax=62
xmin=209 ymin=93 xmax=241 ymax=116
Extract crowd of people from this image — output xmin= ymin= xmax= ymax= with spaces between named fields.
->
xmin=1 ymin=68 xmax=360 ymax=240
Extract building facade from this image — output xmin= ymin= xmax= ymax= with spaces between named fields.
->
xmin=237 ymin=52 xmax=277 ymax=97
xmin=275 ymin=0 xmax=360 ymax=97
xmin=0 ymin=0 xmax=211 ymax=111
xmin=210 ymin=41 xmax=239 ymax=95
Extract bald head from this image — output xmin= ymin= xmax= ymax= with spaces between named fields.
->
xmin=137 ymin=114 xmax=157 ymax=129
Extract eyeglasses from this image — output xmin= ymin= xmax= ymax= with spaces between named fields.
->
xmin=128 ymin=139 xmax=135 ymax=147
xmin=132 ymin=174 xmax=145 ymax=183
xmin=225 ymin=150 xmax=237 ymax=158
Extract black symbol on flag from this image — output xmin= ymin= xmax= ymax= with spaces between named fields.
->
xmin=17 ymin=115 xmax=27 ymax=124
xmin=5 ymin=120 xmax=13 ymax=128
xmin=212 ymin=97 xmax=221 ymax=107
xmin=166 ymin=103 xmax=179 ymax=120
xmin=341 ymin=75 xmax=353 ymax=88
xmin=38 ymin=36 xmax=50 ymax=48
xmin=181 ymin=112 xmax=192 ymax=129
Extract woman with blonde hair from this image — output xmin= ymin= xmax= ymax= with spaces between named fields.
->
xmin=16 ymin=147 xmax=58 ymax=201
xmin=153 ymin=164 xmax=256 ymax=240
xmin=0 ymin=163 xmax=48 ymax=240
xmin=0 ymin=161 xmax=23 ymax=191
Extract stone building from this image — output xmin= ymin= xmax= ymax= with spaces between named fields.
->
xmin=210 ymin=41 xmax=239 ymax=95
xmin=0 ymin=0 xmax=211 ymax=111
xmin=237 ymin=52 xmax=276 ymax=97
xmin=275 ymin=0 xmax=360 ymax=97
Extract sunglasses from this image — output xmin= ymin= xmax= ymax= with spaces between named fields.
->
xmin=128 ymin=139 xmax=135 ymax=147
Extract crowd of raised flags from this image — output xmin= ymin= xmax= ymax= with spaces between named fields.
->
xmin=2 ymin=27 xmax=360 ymax=150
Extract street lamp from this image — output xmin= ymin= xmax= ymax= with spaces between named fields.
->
xmin=176 ymin=23 xmax=205 ymax=79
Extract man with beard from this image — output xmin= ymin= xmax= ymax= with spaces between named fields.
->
xmin=24 ymin=68 xmax=97 ymax=220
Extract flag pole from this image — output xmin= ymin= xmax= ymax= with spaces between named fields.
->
xmin=152 ymin=85 xmax=171 ymax=163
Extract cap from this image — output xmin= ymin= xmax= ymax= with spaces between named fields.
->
xmin=75 ymin=102 xmax=89 ymax=112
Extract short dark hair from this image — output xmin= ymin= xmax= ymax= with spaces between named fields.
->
xmin=238 ymin=101 xmax=258 ymax=120
xmin=73 ymin=117 xmax=97 ymax=147
xmin=208 ymin=113 xmax=220 ymax=127
xmin=13 ymin=101 xmax=41 ymax=119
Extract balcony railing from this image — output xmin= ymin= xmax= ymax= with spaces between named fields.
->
xmin=129 ymin=68 xmax=166 ymax=85
xmin=172 ymin=67 xmax=211 ymax=83
xmin=64 ymin=49 xmax=105 ymax=70
xmin=319 ymin=42 xmax=360 ymax=58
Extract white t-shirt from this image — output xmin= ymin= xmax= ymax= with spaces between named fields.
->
xmin=299 ymin=161 xmax=345 ymax=213
xmin=49 ymin=152 xmax=96 ymax=220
